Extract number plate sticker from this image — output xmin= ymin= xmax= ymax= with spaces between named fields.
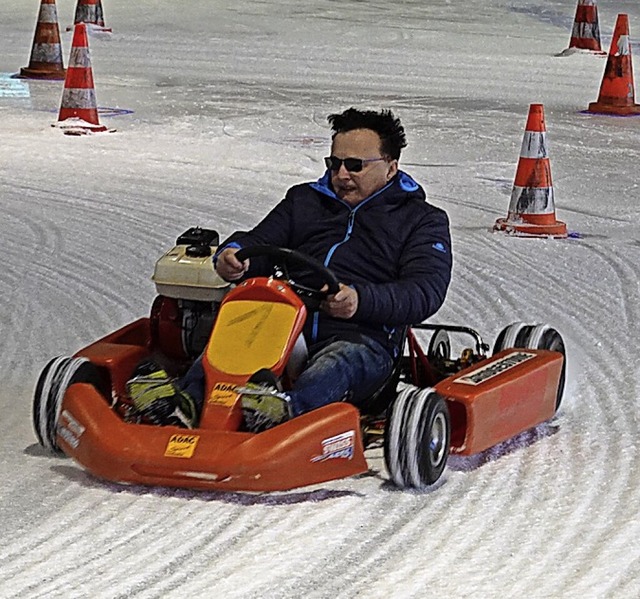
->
xmin=455 ymin=351 xmax=536 ymax=385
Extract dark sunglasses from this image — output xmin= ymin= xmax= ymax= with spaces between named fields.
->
xmin=324 ymin=156 xmax=385 ymax=173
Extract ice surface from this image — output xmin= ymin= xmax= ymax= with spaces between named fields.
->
xmin=1 ymin=0 xmax=640 ymax=597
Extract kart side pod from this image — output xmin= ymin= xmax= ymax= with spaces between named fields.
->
xmin=435 ymin=348 xmax=564 ymax=455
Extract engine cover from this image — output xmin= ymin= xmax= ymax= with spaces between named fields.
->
xmin=152 ymin=242 xmax=230 ymax=302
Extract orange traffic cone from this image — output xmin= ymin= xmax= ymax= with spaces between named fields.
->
xmin=559 ymin=0 xmax=606 ymax=55
xmin=16 ymin=0 xmax=65 ymax=80
xmin=494 ymin=104 xmax=567 ymax=238
xmin=586 ymin=14 xmax=640 ymax=116
xmin=68 ymin=0 xmax=112 ymax=33
xmin=54 ymin=23 xmax=109 ymax=135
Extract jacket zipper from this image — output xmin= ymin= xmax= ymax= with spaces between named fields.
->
xmin=311 ymin=209 xmax=356 ymax=343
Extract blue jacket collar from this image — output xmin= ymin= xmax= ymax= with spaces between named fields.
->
xmin=310 ymin=170 xmax=420 ymax=205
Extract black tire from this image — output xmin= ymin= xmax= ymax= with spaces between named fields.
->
xmin=427 ymin=329 xmax=451 ymax=370
xmin=492 ymin=322 xmax=526 ymax=355
xmin=32 ymin=357 xmax=105 ymax=453
xmin=493 ymin=322 xmax=567 ymax=411
xmin=384 ymin=385 xmax=450 ymax=489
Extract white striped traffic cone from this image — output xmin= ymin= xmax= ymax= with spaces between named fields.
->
xmin=68 ymin=0 xmax=112 ymax=33
xmin=559 ymin=0 xmax=606 ymax=56
xmin=494 ymin=104 xmax=567 ymax=238
xmin=54 ymin=23 xmax=109 ymax=134
xmin=586 ymin=14 xmax=640 ymax=116
xmin=17 ymin=0 xmax=66 ymax=80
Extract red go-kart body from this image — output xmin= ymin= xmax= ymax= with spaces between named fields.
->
xmin=33 ymin=236 xmax=566 ymax=492
xmin=56 ymin=279 xmax=370 ymax=492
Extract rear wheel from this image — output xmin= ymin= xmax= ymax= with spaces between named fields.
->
xmin=384 ymin=385 xmax=450 ymax=489
xmin=33 ymin=357 xmax=105 ymax=453
xmin=427 ymin=329 xmax=451 ymax=374
xmin=493 ymin=323 xmax=566 ymax=410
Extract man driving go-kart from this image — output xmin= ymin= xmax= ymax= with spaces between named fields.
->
xmin=128 ymin=107 xmax=453 ymax=433
xmin=34 ymin=108 xmax=565 ymax=492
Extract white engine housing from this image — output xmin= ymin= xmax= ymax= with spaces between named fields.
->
xmin=152 ymin=244 xmax=231 ymax=302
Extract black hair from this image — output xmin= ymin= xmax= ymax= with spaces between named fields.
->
xmin=327 ymin=108 xmax=407 ymax=160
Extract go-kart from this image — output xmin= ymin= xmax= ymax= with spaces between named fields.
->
xmin=33 ymin=228 xmax=567 ymax=492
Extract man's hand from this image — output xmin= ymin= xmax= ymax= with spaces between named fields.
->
xmin=321 ymin=283 xmax=358 ymax=319
xmin=215 ymin=247 xmax=249 ymax=281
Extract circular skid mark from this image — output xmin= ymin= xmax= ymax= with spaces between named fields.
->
xmin=281 ymin=135 xmax=329 ymax=147
xmin=579 ymin=109 xmax=640 ymax=118
xmin=98 ymin=107 xmax=135 ymax=117
xmin=45 ymin=106 xmax=134 ymax=117
xmin=476 ymin=174 xmax=513 ymax=195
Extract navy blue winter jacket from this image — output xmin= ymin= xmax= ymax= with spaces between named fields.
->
xmin=218 ymin=170 xmax=452 ymax=356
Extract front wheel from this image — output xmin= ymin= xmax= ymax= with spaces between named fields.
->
xmin=384 ymin=385 xmax=450 ymax=489
xmin=33 ymin=356 xmax=105 ymax=453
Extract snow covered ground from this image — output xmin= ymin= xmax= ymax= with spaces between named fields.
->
xmin=1 ymin=0 xmax=640 ymax=596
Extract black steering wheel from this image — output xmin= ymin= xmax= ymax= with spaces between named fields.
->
xmin=235 ymin=245 xmax=340 ymax=308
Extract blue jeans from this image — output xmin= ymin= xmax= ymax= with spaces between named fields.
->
xmin=178 ymin=336 xmax=393 ymax=417
xmin=287 ymin=338 xmax=393 ymax=416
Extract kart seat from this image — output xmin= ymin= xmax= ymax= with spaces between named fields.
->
xmin=357 ymin=357 xmax=403 ymax=416
xmin=357 ymin=328 xmax=408 ymax=417
xmin=285 ymin=333 xmax=308 ymax=383
xmin=283 ymin=332 xmax=402 ymax=416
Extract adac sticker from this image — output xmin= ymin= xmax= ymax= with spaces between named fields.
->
xmin=164 ymin=434 xmax=199 ymax=458
xmin=311 ymin=430 xmax=355 ymax=462
xmin=207 ymin=382 xmax=239 ymax=407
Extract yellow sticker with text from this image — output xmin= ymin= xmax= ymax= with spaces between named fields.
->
xmin=164 ymin=434 xmax=199 ymax=458
xmin=207 ymin=381 xmax=240 ymax=406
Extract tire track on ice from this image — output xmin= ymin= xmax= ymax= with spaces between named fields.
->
xmin=175 ymin=496 xmax=368 ymax=598
xmin=403 ymin=236 xmax=640 ymax=598
xmin=0 ymin=205 xmax=145 ymax=383
xmin=0 ymin=484 xmax=276 ymax=598
xmin=274 ymin=234 xmax=588 ymax=596
xmin=375 ymin=233 xmax=640 ymax=597
xmin=211 ymin=479 xmax=492 ymax=598
xmin=446 ymin=233 xmax=527 ymax=323
xmin=498 ymin=239 xmax=640 ymax=596
xmin=535 ymin=242 xmax=640 ymax=596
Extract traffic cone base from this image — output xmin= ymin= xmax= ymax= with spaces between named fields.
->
xmin=494 ymin=104 xmax=567 ymax=239
xmin=494 ymin=217 xmax=568 ymax=238
xmin=17 ymin=65 xmax=66 ymax=80
xmin=586 ymin=14 xmax=640 ymax=116
xmin=557 ymin=45 xmax=606 ymax=57
xmin=17 ymin=0 xmax=66 ymax=80
xmin=66 ymin=23 xmax=112 ymax=34
xmin=586 ymin=102 xmax=640 ymax=116
xmin=53 ymin=117 xmax=109 ymax=135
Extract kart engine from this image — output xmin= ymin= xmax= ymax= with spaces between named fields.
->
xmin=150 ymin=227 xmax=231 ymax=360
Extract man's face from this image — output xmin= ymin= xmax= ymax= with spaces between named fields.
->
xmin=329 ymin=129 xmax=398 ymax=206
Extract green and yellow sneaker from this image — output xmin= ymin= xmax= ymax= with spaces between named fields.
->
xmin=239 ymin=377 xmax=291 ymax=433
xmin=126 ymin=361 xmax=198 ymax=428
